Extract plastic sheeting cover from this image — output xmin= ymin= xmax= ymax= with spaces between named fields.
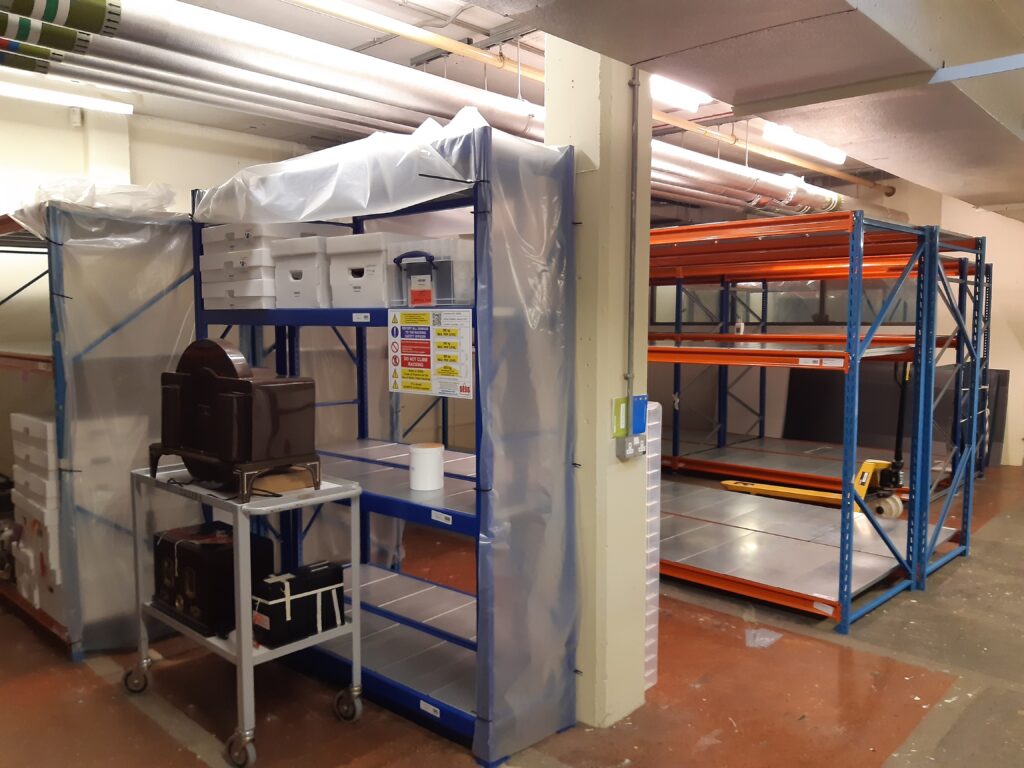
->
xmin=473 ymin=128 xmax=576 ymax=761
xmin=11 ymin=181 xmax=175 ymax=239
xmin=45 ymin=202 xmax=194 ymax=651
xmin=194 ymin=109 xmax=490 ymax=224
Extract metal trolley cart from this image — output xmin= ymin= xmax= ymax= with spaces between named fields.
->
xmin=124 ymin=464 xmax=364 ymax=767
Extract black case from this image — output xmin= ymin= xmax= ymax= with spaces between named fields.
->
xmin=153 ymin=522 xmax=274 ymax=638
xmin=252 ymin=561 xmax=345 ymax=648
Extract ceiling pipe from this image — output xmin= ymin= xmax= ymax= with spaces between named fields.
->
xmin=282 ymin=0 xmax=546 ymax=82
xmin=80 ymin=35 xmax=431 ymax=129
xmin=651 ymin=183 xmax=754 ymax=212
xmin=112 ymin=0 xmax=544 ymax=139
xmin=1 ymin=11 xmax=91 ymax=52
xmin=61 ymin=53 xmax=415 ymax=134
xmin=651 ymin=168 xmax=806 ymax=213
xmin=652 ymin=140 xmax=838 ymax=211
xmin=2 ymin=0 xmax=907 ymax=221
xmin=653 ymin=109 xmax=897 ymax=196
xmin=48 ymin=62 xmax=379 ymax=138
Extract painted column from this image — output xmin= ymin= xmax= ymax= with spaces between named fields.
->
xmin=544 ymin=35 xmax=652 ymax=727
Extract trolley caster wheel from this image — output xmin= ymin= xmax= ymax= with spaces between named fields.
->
xmin=872 ymin=494 xmax=903 ymax=519
xmin=334 ymin=688 xmax=363 ymax=722
xmin=122 ymin=668 xmax=148 ymax=695
xmin=226 ymin=734 xmax=256 ymax=767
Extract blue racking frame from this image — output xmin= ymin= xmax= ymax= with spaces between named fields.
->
xmin=649 ymin=212 xmax=989 ymax=632
xmin=191 ymin=185 xmax=490 ymax=750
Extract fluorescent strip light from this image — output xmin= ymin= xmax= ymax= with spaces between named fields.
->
xmin=762 ymin=121 xmax=846 ymax=165
xmin=0 ymin=80 xmax=133 ymax=114
xmin=649 ymin=75 xmax=713 ymax=113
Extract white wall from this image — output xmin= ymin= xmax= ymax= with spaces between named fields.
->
xmin=0 ymin=103 xmax=310 ymax=476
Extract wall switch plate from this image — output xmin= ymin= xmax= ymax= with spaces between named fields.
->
xmin=616 ymin=434 xmax=647 ymax=461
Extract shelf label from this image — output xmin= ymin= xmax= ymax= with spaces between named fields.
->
xmin=430 ymin=510 xmax=453 ymax=526
xmin=798 ymin=357 xmax=822 ymax=367
xmin=419 ymin=700 xmax=441 ymax=718
xmin=388 ymin=309 xmax=473 ymax=399
xmin=822 ymin=358 xmax=844 ymax=368
xmin=352 ymin=312 xmax=370 ymax=323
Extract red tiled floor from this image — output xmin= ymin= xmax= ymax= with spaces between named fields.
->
xmin=0 ymin=610 xmax=204 ymax=768
xmin=533 ymin=597 xmax=955 ymax=768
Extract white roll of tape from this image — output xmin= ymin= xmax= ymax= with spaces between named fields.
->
xmin=409 ymin=442 xmax=445 ymax=491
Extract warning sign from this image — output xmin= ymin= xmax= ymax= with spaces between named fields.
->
xmin=387 ymin=310 xmax=473 ymax=399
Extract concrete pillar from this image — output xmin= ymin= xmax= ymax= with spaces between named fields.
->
xmin=544 ymin=35 xmax=652 ymax=727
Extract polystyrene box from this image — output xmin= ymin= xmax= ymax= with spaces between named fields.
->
xmin=14 ymin=543 xmax=40 ymax=609
xmin=13 ymin=464 xmax=57 ymax=510
xmin=326 ymin=232 xmax=416 ymax=308
xmin=12 ymin=434 xmax=56 ymax=474
xmin=202 ymin=223 xmax=344 ymax=256
xmin=13 ymin=487 xmax=57 ymax=532
xmin=202 ymin=276 xmax=276 ymax=300
xmin=10 ymin=413 xmax=55 ymax=446
xmin=271 ymin=237 xmax=330 ymax=308
xmin=16 ymin=507 xmax=60 ymax=585
xmin=388 ymin=237 xmax=474 ymax=307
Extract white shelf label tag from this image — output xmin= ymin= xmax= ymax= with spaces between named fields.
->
xmin=430 ymin=510 xmax=453 ymax=525
xmin=419 ymin=700 xmax=441 ymax=718
xmin=798 ymin=357 xmax=822 ymax=367
xmin=822 ymin=358 xmax=844 ymax=368
xmin=352 ymin=312 xmax=370 ymax=323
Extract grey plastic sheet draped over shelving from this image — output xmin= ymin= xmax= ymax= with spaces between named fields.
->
xmin=196 ymin=108 xmax=577 ymax=763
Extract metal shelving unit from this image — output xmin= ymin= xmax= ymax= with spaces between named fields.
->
xmin=648 ymin=211 xmax=988 ymax=632
xmin=191 ymin=188 xmax=486 ymax=745
xmin=189 ymin=124 xmax=577 ymax=765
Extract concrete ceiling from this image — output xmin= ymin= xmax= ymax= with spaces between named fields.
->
xmin=475 ymin=0 xmax=1024 ymax=219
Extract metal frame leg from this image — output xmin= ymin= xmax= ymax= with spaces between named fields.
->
xmin=350 ymin=495 xmax=362 ymax=699
xmin=127 ymin=475 xmax=152 ymax=689
xmin=232 ymin=509 xmax=256 ymax=757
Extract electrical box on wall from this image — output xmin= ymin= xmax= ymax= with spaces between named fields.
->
xmin=612 ymin=394 xmax=649 ymax=461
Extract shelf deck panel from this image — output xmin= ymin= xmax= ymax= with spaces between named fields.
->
xmin=347 ymin=565 xmax=477 ymax=645
xmin=345 ymin=565 xmax=477 ymax=647
xmin=659 ymin=483 xmax=956 ymax=603
xmin=320 ymin=438 xmax=477 ymax=481
xmin=320 ymin=456 xmax=477 ymax=535
xmin=319 ymin=613 xmax=476 ymax=718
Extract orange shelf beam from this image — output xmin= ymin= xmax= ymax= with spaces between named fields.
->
xmin=659 ymin=559 xmax=840 ymax=620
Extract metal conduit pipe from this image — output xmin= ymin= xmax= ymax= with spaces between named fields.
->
xmin=652 ymin=180 xmax=804 ymax=216
xmin=83 ymin=35 xmax=432 ymax=130
xmin=51 ymin=62 xmax=383 ymax=137
xmin=61 ymin=52 xmax=415 ymax=134
xmin=12 ymin=0 xmax=544 ymax=139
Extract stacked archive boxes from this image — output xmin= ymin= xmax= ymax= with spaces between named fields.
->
xmin=644 ymin=402 xmax=662 ymax=690
xmin=200 ymin=223 xmax=342 ymax=309
xmin=9 ymin=413 xmax=64 ymax=623
xmin=200 ymin=224 xmax=475 ymax=311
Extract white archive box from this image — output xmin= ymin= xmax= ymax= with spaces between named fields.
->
xmin=204 ymin=297 xmax=276 ymax=310
xmin=10 ymin=412 xmax=55 ymax=446
xmin=13 ymin=464 xmax=58 ymax=510
xmin=326 ymin=232 xmax=416 ymax=308
xmin=390 ymin=237 xmax=475 ymax=307
xmin=200 ymin=247 xmax=275 ymax=283
xmin=271 ymin=236 xmax=330 ymax=308
xmin=201 ymin=222 xmax=344 ymax=255
xmin=202 ymin=276 xmax=276 ymax=300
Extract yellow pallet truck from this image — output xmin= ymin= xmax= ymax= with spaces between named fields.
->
xmin=724 ymin=363 xmax=910 ymax=518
